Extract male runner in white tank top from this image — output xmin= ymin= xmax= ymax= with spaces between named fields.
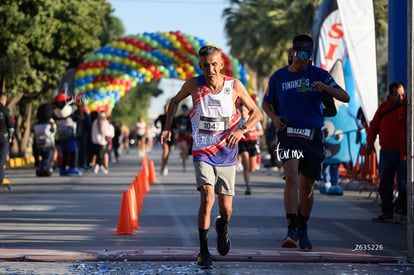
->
xmin=161 ymin=45 xmax=262 ymax=269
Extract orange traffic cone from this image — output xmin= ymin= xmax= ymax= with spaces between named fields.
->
xmin=128 ymin=185 xmax=139 ymax=228
xmin=149 ymin=160 xmax=156 ymax=184
xmin=134 ymin=174 xmax=144 ymax=211
xmin=142 ymin=155 xmax=150 ymax=183
xmin=140 ymin=170 xmax=150 ymax=194
xmin=142 ymin=154 xmax=149 ymax=169
xmin=115 ymin=191 xmax=135 ymax=235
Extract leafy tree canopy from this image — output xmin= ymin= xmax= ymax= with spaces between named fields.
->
xmin=0 ymin=0 xmax=114 ymax=101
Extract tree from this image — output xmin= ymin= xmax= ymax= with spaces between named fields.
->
xmin=111 ymin=80 xmax=162 ymax=130
xmin=0 ymin=0 xmax=116 ymax=156
xmin=373 ymin=0 xmax=388 ymax=101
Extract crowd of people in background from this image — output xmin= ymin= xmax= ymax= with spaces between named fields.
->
xmin=30 ymin=94 xmax=136 ymax=177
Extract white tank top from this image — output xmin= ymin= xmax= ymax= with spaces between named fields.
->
xmin=191 ymin=76 xmax=241 ymax=166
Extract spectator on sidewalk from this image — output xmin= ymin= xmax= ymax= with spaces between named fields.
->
xmin=366 ymin=81 xmax=407 ymax=224
xmin=91 ymin=111 xmax=113 ymax=174
xmin=53 ymin=94 xmax=83 ymax=176
xmin=32 ymin=103 xmax=55 ymax=176
xmin=74 ymin=106 xmax=91 ymax=170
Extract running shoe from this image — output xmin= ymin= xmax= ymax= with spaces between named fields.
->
xmin=215 ymin=216 xmax=231 ymax=256
xmin=281 ymin=229 xmax=297 ymax=248
xmin=196 ymin=251 xmax=212 ymax=269
xmin=161 ymin=166 xmax=168 ymax=176
xmin=297 ymin=229 xmax=312 ymax=251
xmin=68 ymin=167 xmax=83 ymax=176
xmin=372 ymin=213 xmax=393 ymax=223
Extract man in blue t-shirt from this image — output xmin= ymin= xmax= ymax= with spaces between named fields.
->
xmin=262 ymin=34 xmax=349 ymax=251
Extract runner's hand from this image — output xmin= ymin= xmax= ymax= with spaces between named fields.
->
xmin=226 ymin=129 xmax=244 ymax=148
xmin=160 ymin=130 xmax=171 ymax=144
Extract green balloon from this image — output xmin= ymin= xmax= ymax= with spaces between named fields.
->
xmin=150 ymin=41 xmax=158 ymax=48
xmin=142 ymin=36 xmax=150 ymax=44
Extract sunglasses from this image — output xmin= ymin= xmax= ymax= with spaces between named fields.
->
xmin=293 ymin=50 xmax=312 ymax=59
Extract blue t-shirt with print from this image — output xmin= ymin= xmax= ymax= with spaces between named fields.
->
xmin=263 ymin=64 xmax=340 ymax=128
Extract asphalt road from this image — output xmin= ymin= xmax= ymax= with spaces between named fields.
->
xmin=0 ymin=145 xmax=412 ymax=274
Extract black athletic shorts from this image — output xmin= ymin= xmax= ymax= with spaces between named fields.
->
xmin=277 ymin=127 xmax=325 ymax=180
xmin=238 ymin=140 xmax=258 ymax=157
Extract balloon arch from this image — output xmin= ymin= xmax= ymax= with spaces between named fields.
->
xmin=73 ymin=31 xmax=253 ymax=115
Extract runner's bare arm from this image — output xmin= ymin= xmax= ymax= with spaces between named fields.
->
xmin=234 ymin=79 xmax=262 ymax=130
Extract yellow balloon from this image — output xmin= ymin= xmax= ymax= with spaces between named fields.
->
xmin=85 ymin=69 xmax=93 ymax=76
xmin=86 ymin=83 xmax=94 ymax=91
xmin=76 ymin=70 xmax=85 ymax=78
xmin=125 ymin=44 xmax=133 ymax=52
xmin=112 ymin=41 xmax=120 ymax=48
xmin=173 ymin=41 xmax=181 ymax=49
xmin=129 ymin=60 xmax=137 ymax=68
xmin=123 ymin=59 xmax=131 ymax=67
xmin=176 ymin=67 xmax=184 ymax=74
xmin=93 ymin=82 xmax=101 ymax=89
xmin=118 ymin=41 xmax=126 ymax=50
xmin=145 ymin=71 xmax=153 ymax=78
xmin=90 ymin=102 xmax=98 ymax=111
xmin=169 ymin=34 xmax=177 ymax=42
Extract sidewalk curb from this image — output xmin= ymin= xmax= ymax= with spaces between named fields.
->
xmin=0 ymin=247 xmax=399 ymax=264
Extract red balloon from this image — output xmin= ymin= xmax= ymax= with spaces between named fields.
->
xmin=137 ymin=41 xmax=145 ymax=49
xmin=78 ymin=63 xmax=87 ymax=70
xmin=148 ymin=65 xmax=156 ymax=73
xmin=85 ymin=61 xmax=94 ymax=68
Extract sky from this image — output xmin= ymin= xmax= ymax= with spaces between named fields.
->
xmin=107 ymin=0 xmax=232 ymax=119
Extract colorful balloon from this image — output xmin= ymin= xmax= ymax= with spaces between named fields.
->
xmin=74 ymin=31 xmax=254 ymax=115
